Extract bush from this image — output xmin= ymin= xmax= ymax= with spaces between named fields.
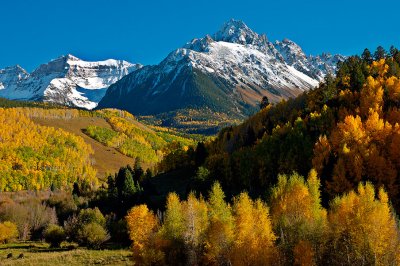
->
xmin=46 ymin=192 xmax=78 ymax=223
xmin=78 ymin=222 xmax=109 ymax=249
xmin=44 ymin=224 xmax=66 ymax=248
xmin=0 ymin=221 xmax=18 ymax=243
xmin=0 ymin=198 xmax=57 ymax=240
xmin=77 ymin=208 xmax=106 ymax=227
xmin=64 ymin=208 xmax=109 ymax=248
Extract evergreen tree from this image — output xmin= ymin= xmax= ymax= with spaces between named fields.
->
xmin=260 ymin=96 xmax=270 ymax=109
xmin=374 ymin=46 xmax=387 ymax=60
xmin=194 ymin=142 xmax=208 ymax=167
xmin=361 ymin=48 xmax=373 ymax=64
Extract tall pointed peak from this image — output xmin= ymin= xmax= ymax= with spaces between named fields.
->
xmin=0 ymin=64 xmax=28 ymax=75
xmin=64 ymin=54 xmax=80 ymax=61
xmin=213 ymin=19 xmax=267 ymax=46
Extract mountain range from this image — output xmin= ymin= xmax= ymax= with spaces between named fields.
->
xmin=0 ymin=55 xmax=141 ymax=109
xmin=98 ymin=19 xmax=345 ymax=120
xmin=0 ymin=19 xmax=345 ymax=125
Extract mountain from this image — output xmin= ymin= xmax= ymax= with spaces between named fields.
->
xmin=98 ymin=19 xmax=345 ymax=121
xmin=0 ymin=55 xmax=141 ymax=109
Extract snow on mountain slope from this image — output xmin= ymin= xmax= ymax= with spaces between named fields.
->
xmin=98 ymin=19 xmax=345 ymax=117
xmin=0 ymin=65 xmax=29 ymax=91
xmin=0 ymin=55 xmax=141 ymax=109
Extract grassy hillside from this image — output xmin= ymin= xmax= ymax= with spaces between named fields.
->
xmin=32 ymin=116 xmax=134 ymax=179
xmin=0 ymin=103 xmax=201 ymax=183
xmin=0 ymin=242 xmax=131 ymax=266
xmin=83 ymin=109 xmax=199 ymax=167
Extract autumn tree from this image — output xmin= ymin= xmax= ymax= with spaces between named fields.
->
xmin=0 ymin=108 xmax=97 ymax=192
xmin=203 ymin=182 xmax=234 ymax=265
xmin=159 ymin=193 xmax=185 ymax=264
xmin=327 ymin=183 xmax=400 ymax=265
xmin=270 ymin=171 xmax=327 ymax=265
xmin=0 ymin=221 xmax=18 ymax=243
xmin=229 ymin=192 xmax=277 ymax=265
xmin=319 ymin=109 xmax=399 ymax=207
xmin=181 ymin=193 xmax=209 ymax=265
xmin=126 ymin=204 xmax=164 ymax=265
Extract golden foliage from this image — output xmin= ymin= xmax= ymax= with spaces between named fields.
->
xmin=126 ymin=204 xmax=164 ymax=265
xmin=0 ymin=108 xmax=97 ymax=191
xmin=230 ymin=193 xmax=276 ymax=266
xmin=0 ymin=221 xmax=18 ymax=243
xmin=328 ymin=183 xmax=400 ymax=265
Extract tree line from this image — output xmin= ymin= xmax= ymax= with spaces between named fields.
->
xmin=126 ymin=171 xmax=399 ymax=265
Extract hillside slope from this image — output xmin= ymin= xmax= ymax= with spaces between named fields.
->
xmin=32 ymin=116 xmax=134 ymax=179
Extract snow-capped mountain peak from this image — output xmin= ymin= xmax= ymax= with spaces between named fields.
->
xmin=213 ymin=19 xmax=266 ymax=46
xmin=98 ymin=19 xmax=345 ymax=120
xmin=0 ymin=65 xmax=29 ymax=90
xmin=0 ymin=55 xmax=142 ymax=109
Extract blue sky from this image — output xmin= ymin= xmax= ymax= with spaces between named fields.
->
xmin=1 ymin=0 xmax=399 ymax=72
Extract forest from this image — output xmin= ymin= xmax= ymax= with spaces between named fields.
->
xmin=1 ymin=46 xmax=400 ymax=265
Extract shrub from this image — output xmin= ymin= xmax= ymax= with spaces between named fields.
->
xmin=78 ymin=222 xmax=110 ymax=249
xmin=64 ymin=208 xmax=109 ymax=248
xmin=46 ymin=192 xmax=78 ymax=223
xmin=44 ymin=224 xmax=66 ymax=248
xmin=0 ymin=221 xmax=18 ymax=243
xmin=0 ymin=198 xmax=57 ymax=240
xmin=77 ymin=208 xmax=106 ymax=227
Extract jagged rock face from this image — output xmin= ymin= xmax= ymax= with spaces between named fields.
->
xmin=0 ymin=55 xmax=141 ymax=109
xmin=98 ymin=19 xmax=345 ymax=118
xmin=0 ymin=65 xmax=29 ymax=91
xmin=274 ymin=38 xmax=345 ymax=81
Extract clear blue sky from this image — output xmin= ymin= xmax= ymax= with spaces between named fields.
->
xmin=1 ymin=0 xmax=399 ymax=72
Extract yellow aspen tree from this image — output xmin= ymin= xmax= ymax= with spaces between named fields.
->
xmin=126 ymin=204 xmax=164 ymax=265
xmin=159 ymin=192 xmax=185 ymax=264
xmin=230 ymin=192 xmax=276 ymax=266
xmin=182 ymin=193 xmax=208 ymax=266
xmin=203 ymin=182 xmax=234 ymax=265
xmin=270 ymin=171 xmax=327 ymax=265
xmin=360 ymin=76 xmax=384 ymax=118
xmin=386 ymin=76 xmax=400 ymax=103
xmin=328 ymin=183 xmax=400 ymax=265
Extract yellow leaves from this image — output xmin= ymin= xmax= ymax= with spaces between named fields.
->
xmin=230 ymin=192 xmax=276 ymax=265
xmin=360 ymin=76 xmax=384 ymax=117
xmin=0 ymin=221 xmax=18 ymax=243
xmin=312 ymin=135 xmax=331 ymax=175
xmin=270 ymin=172 xmax=327 ymax=264
xmin=271 ymin=172 xmax=325 ymax=229
xmin=126 ymin=204 xmax=164 ymax=265
xmin=126 ymin=204 xmax=159 ymax=248
xmin=328 ymin=183 xmax=399 ymax=265
xmin=365 ymin=110 xmax=392 ymax=142
xmin=160 ymin=193 xmax=184 ymax=241
xmin=182 ymin=193 xmax=209 ymax=248
xmin=342 ymin=143 xmax=350 ymax=154
xmin=335 ymin=115 xmax=365 ymax=146
xmin=0 ymin=108 xmax=97 ymax=191
xmin=386 ymin=76 xmax=400 ymax=102
xmin=341 ymin=75 xmax=351 ymax=88
xmin=370 ymin=59 xmax=389 ymax=77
